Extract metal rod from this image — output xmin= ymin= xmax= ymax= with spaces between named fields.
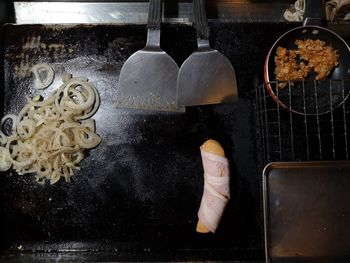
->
xmin=302 ymin=80 xmax=310 ymax=160
xmin=288 ymin=81 xmax=295 ymax=160
xmin=263 ymin=84 xmax=270 ymax=163
xmin=261 ymin=87 xmax=268 ymax=166
xmin=276 ymin=83 xmax=282 ymax=161
xmin=255 ymin=86 xmax=263 ymax=170
xmin=342 ymin=79 xmax=349 ymax=159
xmin=329 ymin=79 xmax=336 ymax=160
xmin=314 ymin=80 xmax=323 ymax=159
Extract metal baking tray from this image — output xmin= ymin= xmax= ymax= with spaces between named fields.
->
xmin=263 ymin=161 xmax=350 ymax=263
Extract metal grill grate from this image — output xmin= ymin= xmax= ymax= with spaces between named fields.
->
xmin=254 ymin=79 xmax=350 ymax=171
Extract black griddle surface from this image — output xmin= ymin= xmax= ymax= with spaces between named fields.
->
xmin=0 ymin=23 xmax=298 ymax=261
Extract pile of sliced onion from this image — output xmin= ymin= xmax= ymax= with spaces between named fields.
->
xmin=0 ymin=74 xmax=101 ymax=184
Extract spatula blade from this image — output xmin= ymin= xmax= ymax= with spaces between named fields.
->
xmin=177 ymin=49 xmax=238 ymax=107
xmin=116 ymin=49 xmax=183 ymax=112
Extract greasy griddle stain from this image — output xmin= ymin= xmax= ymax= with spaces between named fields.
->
xmin=13 ymin=35 xmax=77 ymax=78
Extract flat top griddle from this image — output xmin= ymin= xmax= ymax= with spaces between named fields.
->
xmin=0 ymin=25 xmax=270 ymax=260
xmin=0 ymin=23 xmax=300 ymax=262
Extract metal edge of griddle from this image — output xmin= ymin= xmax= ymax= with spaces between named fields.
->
xmin=0 ymin=22 xmax=5 ymax=253
xmin=0 ymin=25 xmax=4 ymax=114
xmin=12 ymin=1 xmax=292 ymax=24
xmin=262 ymin=163 xmax=272 ymax=263
xmin=262 ymin=160 xmax=350 ymax=263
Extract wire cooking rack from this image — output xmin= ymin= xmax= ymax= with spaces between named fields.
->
xmin=254 ymin=79 xmax=350 ymax=171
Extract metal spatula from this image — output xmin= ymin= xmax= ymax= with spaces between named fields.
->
xmin=177 ymin=0 xmax=238 ymax=106
xmin=116 ymin=0 xmax=182 ymax=112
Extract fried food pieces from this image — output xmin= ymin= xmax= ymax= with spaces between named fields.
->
xmin=296 ymin=39 xmax=339 ymax=80
xmin=274 ymin=39 xmax=339 ymax=88
xmin=274 ymin=47 xmax=310 ymax=86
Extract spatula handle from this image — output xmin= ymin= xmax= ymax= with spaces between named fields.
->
xmin=193 ymin=0 xmax=209 ymax=40
xmin=147 ymin=0 xmax=162 ymax=30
